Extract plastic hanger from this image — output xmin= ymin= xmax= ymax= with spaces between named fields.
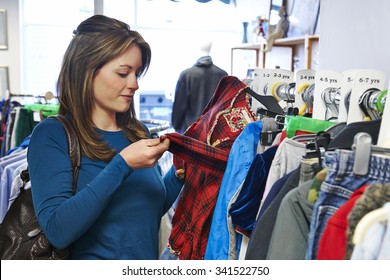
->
xmin=353 ymin=205 xmax=389 ymax=245
xmin=352 ymin=132 xmax=390 ymax=176
xmin=376 ymin=89 xmax=387 ymax=115
xmin=245 ymin=87 xmax=285 ymax=116
xmin=301 ymin=131 xmax=331 ymax=166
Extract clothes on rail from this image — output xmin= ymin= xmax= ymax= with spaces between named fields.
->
xmin=305 ymin=150 xmax=390 ymax=260
xmin=345 ymin=183 xmax=390 ymax=259
xmin=0 ymin=99 xmax=59 ymax=224
xmin=0 ymin=147 xmax=28 ymax=223
xmin=2 ymin=74 xmax=390 ymax=260
xmin=350 ymin=201 xmax=390 ymax=260
xmin=316 ymin=185 xmax=369 ymax=260
xmin=204 ymin=120 xmax=267 ymax=260
xmin=266 ymin=179 xmax=314 ymax=260
xmin=0 ymin=100 xmax=57 ymax=157
xmin=161 ymin=73 xmax=390 ymax=260
xmin=317 ymin=183 xmax=390 ymax=260
xmin=245 ymin=166 xmax=301 ymax=259
xmin=164 ymin=76 xmax=257 ymax=260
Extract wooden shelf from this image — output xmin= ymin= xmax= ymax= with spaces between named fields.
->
xmin=273 ymin=34 xmax=319 ymax=46
xmin=231 ymin=34 xmax=320 ymax=74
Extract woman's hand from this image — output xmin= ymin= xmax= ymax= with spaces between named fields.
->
xmin=119 ymin=137 xmax=170 ymax=169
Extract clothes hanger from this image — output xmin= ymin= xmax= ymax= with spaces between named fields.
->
xmin=358 ymin=88 xmax=382 ymax=120
xmin=301 ymin=83 xmax=315 ymax=116
xmin=326 ymin=118 xmax=381 ymax=151
xmin=376 ymin=89 xmax=387 ymax=115
xmin=300 ymin=131 xmax=331 ymax=166
xmin=321 ymin=87 xmax=341 ymax=121
xmin=352 ymin=132 xmax=390 ymax=176
xmin=245 ymin=86 xmax=285 ymax=117
xmin=259 ymin=117 xmax=282 ymax=146
xmin=353 ymin=205 xmax=388 ymax=245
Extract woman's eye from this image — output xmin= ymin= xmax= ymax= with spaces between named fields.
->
xmin=118 ymin=73 xmax=128 ymax=78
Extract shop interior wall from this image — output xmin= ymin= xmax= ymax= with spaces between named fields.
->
xmin=1 ymin=0 xmax=270 ymax=99
xmin=319 ymin=0 xmax=390 ymax=85
xmin=0 ymin=0 xmax=21 ymax=95
xmin=5 ymin=1 xmax=390 ymax=100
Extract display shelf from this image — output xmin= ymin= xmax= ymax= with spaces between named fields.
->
xmin=230 ymin=34 xmax=319 ymax=75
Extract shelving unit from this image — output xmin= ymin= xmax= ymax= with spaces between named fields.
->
xmin=230 ymin=34 xmax=319 ymax=75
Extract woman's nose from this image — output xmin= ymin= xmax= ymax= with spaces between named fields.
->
xmin=127 ymin=75 xmax=139 ymax=90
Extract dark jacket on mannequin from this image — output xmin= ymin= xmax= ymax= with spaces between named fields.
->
xmin=171 ymin=56 xmax=228 ymax=133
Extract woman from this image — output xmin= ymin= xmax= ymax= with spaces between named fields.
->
xmin=27 ymin=15 xmax=183 ymax=260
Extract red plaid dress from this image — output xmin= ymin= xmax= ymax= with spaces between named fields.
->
xmin=164 ymin=76 xmax=256 ymax=259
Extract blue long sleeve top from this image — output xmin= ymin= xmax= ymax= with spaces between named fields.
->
xmin=27 ymin=117 xmax=183 ymax=260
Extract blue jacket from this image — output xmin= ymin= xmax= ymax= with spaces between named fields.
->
xmin=204 ymin=120 xmax=263 ymax=259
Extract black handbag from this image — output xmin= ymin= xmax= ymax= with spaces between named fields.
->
xmin=0 ymin=115 xmax=80 ymax=260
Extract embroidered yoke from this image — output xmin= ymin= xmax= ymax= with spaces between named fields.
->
xmin=165 ymin=76 xmax=256 ymax=259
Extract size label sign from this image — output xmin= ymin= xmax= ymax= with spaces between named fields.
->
xmin=295 ymin=69 xmax=316 ymax=114
xmin=347 ymin=69 xmax=385 ymax=124
xmin=312 ymin=70 xmax=343 ymax=121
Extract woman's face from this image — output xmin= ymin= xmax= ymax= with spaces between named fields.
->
xmin=92 ymin=44 xmax=143 ymax=119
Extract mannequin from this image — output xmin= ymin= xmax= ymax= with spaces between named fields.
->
xmin=199 ymin=39 xmax=212 ymax=57
xmin=171 ymin=40 xmax=228 ymax=133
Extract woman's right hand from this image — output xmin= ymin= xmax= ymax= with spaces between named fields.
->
xmin=119 ymin=137 xmax=170 ymax=169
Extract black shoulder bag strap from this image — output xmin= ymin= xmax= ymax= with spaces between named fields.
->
xmin=21 ymin=115 xmax=80 ymax=193
xmin=48 ymin=115 xmax=81 ymax=193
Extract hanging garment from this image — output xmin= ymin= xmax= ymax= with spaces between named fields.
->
xmin=245 ymin=166 xmax=301 ymax=260
xmin=229 ymin=146 xmax=277 ymax=237
xmin=327 ymin=119 xmax=381 ymax=150
xmin=351 ymin=201 xmax=390 ymax=260
xmin=0 ymin=149 xmax=28 ymax=222
xmin=305 ymin=150 xmax=390 ymax=260
xmin=316 ymin=185 xmax=369 ymax=260
xmin=255 ymin=169 xmax=292 ymax=221
xmin=229 ymin=146 xmax=277 ymax=259
xmin=165 ymin=76 xmax=256 ymax=260
xmin=203 ymin=120 xmax=264 ymax=260
xmin=266 ymin=179 xmax=315 ymax=260
xmin=259 ymin=137 xmax=307 ymax=213
xmin=345 ymin=183 xmax=390 ymax=259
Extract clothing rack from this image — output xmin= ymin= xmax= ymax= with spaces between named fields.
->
xmin=7 ymin=91 xmax=58 ymax=101
xmin=141 ymin=119 xmax=171 ymax=134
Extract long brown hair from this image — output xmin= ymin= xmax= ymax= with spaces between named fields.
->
xmin=58 ymin=15 xmax=151 ymax=161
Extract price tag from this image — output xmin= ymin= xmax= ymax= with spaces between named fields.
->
xmin=33 ymin=111 xmax=42 ymax=122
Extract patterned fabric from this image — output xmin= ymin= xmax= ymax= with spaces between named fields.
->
xmin=307 ymin=167 xmax=328 ymax=204
xmin=165 ymin=76 xmax=256 ymax=259
xmin=162 ymin=132 xmax=229 ymax=178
